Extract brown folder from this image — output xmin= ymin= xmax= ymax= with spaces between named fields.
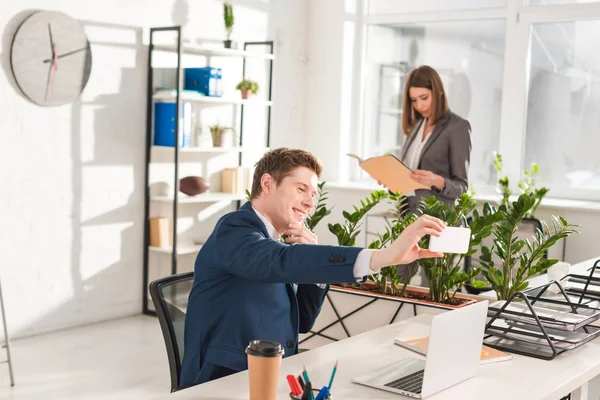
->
xmin=348 ymin=153 xmax=428 ymax=194
xmin=395 ymin=336 xmax=513 ymax=365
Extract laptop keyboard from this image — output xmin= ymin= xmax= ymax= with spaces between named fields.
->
xmin=384 ymin=369 xmax=424 ymax=394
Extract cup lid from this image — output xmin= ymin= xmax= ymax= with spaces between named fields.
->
xmin=245 ymin=340 xmax=284 ymax=357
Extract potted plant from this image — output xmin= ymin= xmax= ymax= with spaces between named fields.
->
xmin=208 ymin=123 xmax=235 ymax=147
xmin=300 ymin=191 xmax=494 ymax=350
xmin=415 ymin=194 xmax=501 ymax=304
xmin=480 ymin=192 xmax=578 ymax=300
xmin=223 ymin=2 xmax=234 ymax=48
xmin=236 ymin=78 xmax=259 ymax=99
xmin=494 ymin=152 xmax=549 ymax=218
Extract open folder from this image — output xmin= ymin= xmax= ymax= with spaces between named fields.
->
xmin=347 ymin=153 xmax=429 ymax=194
xmin=394 ymin=336 xmax=512 ymax=365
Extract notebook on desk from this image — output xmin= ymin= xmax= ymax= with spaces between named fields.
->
xmin=352 ymin=301 xmax=489 ymax=398
xmin=394 ymin=336 xmax=512 ymax=365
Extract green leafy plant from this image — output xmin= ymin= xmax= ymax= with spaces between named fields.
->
xmin=305 ymin=182 xmax=333 ymax=232
xmin=367 ymin=193 xmax=417 ymax=296
xmin=327 ymin=190 xmax=387 ymax=247
xmin=480 ymin=193 xmax=579 ymax=300
xmin=494 ymin=152 xmax=549 ymax=217
xmin=236 ymin=79 xmax=259 ymax=95
xmin=417 ymin=194 xmax=501 ymax=304
xmin=223 ymin=2 xmax=234 ymax=41
xmin=208 ymin=123 xmax=235 ymax=147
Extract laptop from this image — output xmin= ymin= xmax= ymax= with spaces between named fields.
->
xmin=352 ymin=300 xmax=489 ymax=398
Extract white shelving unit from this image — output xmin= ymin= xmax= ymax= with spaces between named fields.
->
xmin=142 ymin=26 xmax=275 ymax=314
xmin=151 ymin=145 xmax=269 ymax=154
xmin=151 ymin=193 xmax=246 ymax=204
xmin=153 ymin=89 xmax=273 ymax=107
xmin=149 ymin=244 xmax=203 ymax=256
xmin=152 ymin=44 xmax=275 ymax=60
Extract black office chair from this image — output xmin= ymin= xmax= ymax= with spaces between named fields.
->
xmin=464 ymin=217 xmax=547 ymax=295
xmin=149 ymin=272 xmax=194 ymax=393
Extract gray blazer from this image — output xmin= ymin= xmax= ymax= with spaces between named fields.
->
xmin=399 ymin=111 xmax=472 ymax=212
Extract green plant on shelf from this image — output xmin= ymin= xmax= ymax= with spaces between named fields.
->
xmin=236 ymin=78 xmax=259 ymax=99
xmin=208 ymin=123 xmax=235 ymax=147
xmin=223 ymin=2 xmax=234 ymax=44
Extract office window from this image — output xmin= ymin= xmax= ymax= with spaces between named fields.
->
xmin=528 ymin=0 xmax=600 ymax=5
xmin=367 ymin=0 xmax=507 ymax=15
xmin=361 ymin=20 xmax=506 ymax=186
xmin=524 ymin=20 xmax=600 ymax=190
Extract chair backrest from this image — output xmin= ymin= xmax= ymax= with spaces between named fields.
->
xmin=464 ymin=217 xmax=546 ymax=294
xmin=149 ymin=272 xmax=194 ymax=393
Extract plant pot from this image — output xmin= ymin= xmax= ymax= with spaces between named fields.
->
xmin=223 ymin=40 xmax=232 ymax=49
xmin=212 ymin=135 xmax=224 ymax=147
xmin=212 ymin=130 xmax=232 ymax=147
xmin=335 ymin=283 xmax=478 ymax=309
xmin=298 ymin=282 xmax=488 ymax=350
xmin=240 ymin=90 xmax=251 ymax=100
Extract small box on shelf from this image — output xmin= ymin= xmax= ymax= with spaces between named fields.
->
xmin=221 ymin=167 xmax=251 ymax=194
xmin=149 ymin=217 xmax=171 ymax=247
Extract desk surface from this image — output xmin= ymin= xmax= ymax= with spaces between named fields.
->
xmin=157 ymin=312 xmax=600 ymax=400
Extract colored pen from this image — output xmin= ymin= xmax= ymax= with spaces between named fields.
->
xmin=297 ymin=374 xmax=305 ymax=389
xmin=303 ymin=366 xmax=315 ymax=400
xmin=287 ymin=374 xmax=303 ymax=396
xmin=315 ymin=386 xmax=330 ymax=400
xmin=328 ymin=360 xmax=338 ymax=389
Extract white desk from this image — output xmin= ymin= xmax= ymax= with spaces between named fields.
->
xmin=156 ymin=313 xmax=600 ymax=400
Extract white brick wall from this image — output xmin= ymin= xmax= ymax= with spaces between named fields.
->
xmin=0 ymin=0 xmax=308 ymax=339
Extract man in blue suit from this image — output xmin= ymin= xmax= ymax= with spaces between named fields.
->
xmin=180 ymin=148 xmax=445 ymax=387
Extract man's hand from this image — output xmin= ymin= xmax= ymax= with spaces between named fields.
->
xmin=410 ymin=169 xmax=445 ymax=189
xmin=282 ymin=223 xmax=318 ymax=244
xmin=369 ymin=215 xmax=445 ymax=272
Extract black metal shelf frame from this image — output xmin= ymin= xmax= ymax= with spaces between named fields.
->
xmin=484 ymin=280 xmax=600 ymax=361
xmin=142 ymin=27 xmax=274 ymax=314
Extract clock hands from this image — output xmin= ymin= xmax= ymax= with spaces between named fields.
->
xmin=43 ymin=46 xmax=89 ymax=63
xmin=47 ymin=23 xmax=55 ymax=60
xmin=44 ymin=44 xmax=58 ymax=103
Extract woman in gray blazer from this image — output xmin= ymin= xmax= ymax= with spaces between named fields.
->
xmin=398 ymin=65 xmax=472 ymax=214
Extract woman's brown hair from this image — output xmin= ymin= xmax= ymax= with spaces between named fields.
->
xmin=401 ymin=65 xmax=449 ymax=136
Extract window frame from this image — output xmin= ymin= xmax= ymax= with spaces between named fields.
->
xmin=351 ymin=0 xmax=600 ymax=201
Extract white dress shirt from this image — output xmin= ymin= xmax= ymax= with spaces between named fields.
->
xmin=403 ymin=119 xmax=430 ymax=197
xmin=251 ymin=206 xmax=376 ymax=285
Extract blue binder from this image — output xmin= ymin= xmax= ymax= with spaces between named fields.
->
xmin=153 ymin=102 xmax=192 ymax=147
xmin=184 ymin=67 xmax=222 ymax=97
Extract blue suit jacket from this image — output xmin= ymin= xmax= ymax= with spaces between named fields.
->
xmin=179 ymin=202 xmax=363 ymax=387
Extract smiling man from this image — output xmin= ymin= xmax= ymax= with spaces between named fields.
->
xmin=179 ymin=148 xmax=446 ymax=387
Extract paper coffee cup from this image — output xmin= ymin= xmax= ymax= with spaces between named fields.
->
xmin=246 ymin=340 xmax=285 ymax=400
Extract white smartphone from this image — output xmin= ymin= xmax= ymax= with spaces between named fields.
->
xmin=428 ymin=226 xmax=471 ymax=254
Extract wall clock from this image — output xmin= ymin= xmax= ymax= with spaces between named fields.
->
xmin=10 ymin=10 xmax=92 ymax=107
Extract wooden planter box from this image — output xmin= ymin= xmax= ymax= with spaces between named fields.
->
xmin=298 ymin=283 xmax=487 ymax=350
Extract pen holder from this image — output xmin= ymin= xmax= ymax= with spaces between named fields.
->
xmin=289 ymin=388 xmax=332 ymax=400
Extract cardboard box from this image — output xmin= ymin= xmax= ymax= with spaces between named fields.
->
xmin=221 ymin=167 xmax=251 ymax=194
xmin=149 ymin=217 xmax=170 ymax=247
